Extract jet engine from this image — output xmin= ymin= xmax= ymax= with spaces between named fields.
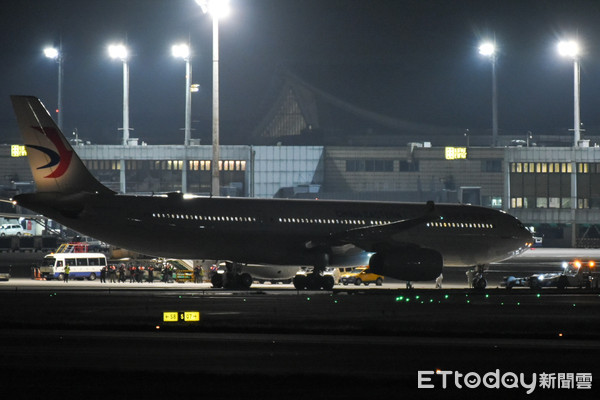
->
xmin=369 ymin=248 xmax=443 ymax=281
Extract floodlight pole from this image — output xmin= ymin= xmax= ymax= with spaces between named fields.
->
xmin=183 ymin=56 xmax=192 ymax=193
xmin=211 ymin=15 xmax=220 ymax=197
xmin=120 ymin=59 xmax=130 ymax=194
xmin=491 ymin=53 xmax=498 ymax=147
xmin=44 ymin=46 xmax=64 ymax=131
xmin=109 ymin=44 xmax=130 ymax=194
xmin=573 ymin=58 xmax=581 ymax=146
xmin=57 ymin=52 xmax=64 ymax=132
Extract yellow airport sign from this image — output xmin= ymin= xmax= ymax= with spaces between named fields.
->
xmin=11 ymin=145 xmax=27 ymax=157
xmin=162 ymin=311 xmax=201 ymax=322
xmin=184 ymin=311 xmax=200 ymax=322
xmin=445 ymin=147 xmax=467 ymax=160
xmin=163 ymin=312 xmax=179 ymax=322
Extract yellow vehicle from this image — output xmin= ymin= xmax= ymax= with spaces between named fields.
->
xmin=340 ymin=266 xmax=384 ymax=286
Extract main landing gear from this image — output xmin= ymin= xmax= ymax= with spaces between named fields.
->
xmin=211 ymin=262 xmax=253 ymax=290
xmin=293 ymin=253 xmax=335 ymax=290
xmin=293 ymin=271 xmax=335 ymax=290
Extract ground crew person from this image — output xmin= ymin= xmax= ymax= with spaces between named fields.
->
xmin=64 ymin=264 xmax=70 ymax=283
xmin=194 ymin=266 xmax=203 ymax=283
xmin=466 ymin=269 xmax=474 ymax=288
xmin=118 ymin=265 xmax=126 ymax=283
xmin=435 ymin=273 xmax=443 ymax=289
xmin=109 ymin=265 xmax=117 ymax=283
xmin=100 ymin=266 xmax=107 ymax=283
xmin=129 ymin=265 xmax=136 ymax=283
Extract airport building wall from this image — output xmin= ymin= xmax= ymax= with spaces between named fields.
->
xmin=3 ymin=143 xmax=600 ymax=247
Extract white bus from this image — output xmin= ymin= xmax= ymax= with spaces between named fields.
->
xmin=40 ymin=253 xmax=107 ymax=281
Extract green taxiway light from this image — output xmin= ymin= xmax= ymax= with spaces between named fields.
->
xmin=485 ymin=294 xmax=489 ymax=298
xmin=444 ymin=295 xmax=449 ymax=299
xmin=537 ymin=293 xmax=541 ymax=298
xmin=396 ymin=296 xmax=404 ymax=301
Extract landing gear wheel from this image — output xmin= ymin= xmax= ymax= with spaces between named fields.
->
xmin=473 ymin=276 xmax=487 ymax=290
xmin=239 ymin=273 xmax=253 ymax=289
xmin=293 ymin=275 xmax=307 ymax=290
xmin=322 ymin=275 xmax=335 ymax=290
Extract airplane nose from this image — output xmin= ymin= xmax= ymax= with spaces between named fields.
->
xmin=520 ymin=226 xmax=533 ymax=246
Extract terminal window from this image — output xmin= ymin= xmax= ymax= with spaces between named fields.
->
xmin=346 ymin=159 xmax=393 ymax=172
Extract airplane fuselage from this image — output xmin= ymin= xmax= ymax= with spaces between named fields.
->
xmin=16 ymin=192 xmax=531 ymax=268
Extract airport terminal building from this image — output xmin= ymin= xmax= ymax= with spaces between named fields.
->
xmin=3 ymin=143 xmax=600 ymax=248
xmin=2 ymin=75 xmax=600 ymax=247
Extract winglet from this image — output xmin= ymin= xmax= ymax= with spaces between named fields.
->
xmin=10 ymin=95 xmax=113 ymax=195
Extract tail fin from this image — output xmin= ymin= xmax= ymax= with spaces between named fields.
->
xmin=10 ymin=95 xmax=114 ymax=195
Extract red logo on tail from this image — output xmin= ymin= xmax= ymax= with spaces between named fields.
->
xmin=30 ymin=126 xmax=73 ymax=178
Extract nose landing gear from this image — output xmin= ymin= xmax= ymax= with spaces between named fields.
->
xmin=469 ymin=265 xmax=487 ymax=290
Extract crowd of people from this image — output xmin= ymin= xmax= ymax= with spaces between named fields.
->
xmin=98 ymin=263 xmax=204 ymax=284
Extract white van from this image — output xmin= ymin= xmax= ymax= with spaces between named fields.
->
xmin=0 ymin=224 xmax=25 ymax=236
xmin=40 ymin=252 xmax=107 ymax=280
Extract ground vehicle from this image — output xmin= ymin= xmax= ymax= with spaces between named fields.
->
xmin=40 ymin=252 xmax=107 ymax=280
xmin=72 ymin=235 xmax=109 ymax=252
xmin=340 ymin=266 xmax=384 ymax=286
xmin=0 ymin=224 xmax=25 ymax=236
xmin=503 ymin=260 xmax=595 ymax=289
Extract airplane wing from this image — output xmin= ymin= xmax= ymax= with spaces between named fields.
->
xmin=306 ymin=201 xmax=441 ymax=251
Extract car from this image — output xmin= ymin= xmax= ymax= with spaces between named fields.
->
xmin=0 ymin=223 xmax=25 ymax=236
xmin=339 ymin=266 xmax=384 ymax=286
xmin=72 ymin=235 xmax=109 ymax=252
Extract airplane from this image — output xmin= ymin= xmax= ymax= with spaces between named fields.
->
xmin=10 ymin=95 xmax=532 ymax=290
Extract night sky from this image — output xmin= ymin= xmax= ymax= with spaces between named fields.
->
xmin=2 ymin=0 xmax=600 ymax=145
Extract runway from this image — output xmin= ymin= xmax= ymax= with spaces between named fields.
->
xmin=1 ymin=282 xmax=599 ymax=398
